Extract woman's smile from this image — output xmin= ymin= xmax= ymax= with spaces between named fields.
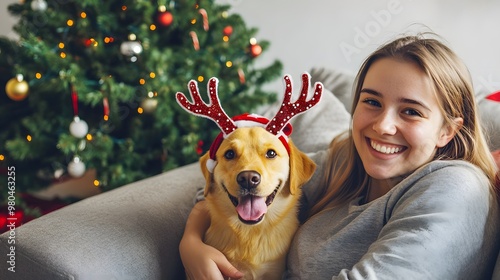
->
xmin=368 ymin=138 xmax=406 ymax=155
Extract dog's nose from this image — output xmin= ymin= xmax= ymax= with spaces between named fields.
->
xmin=237 ymin=171 xmax=261 ymax=190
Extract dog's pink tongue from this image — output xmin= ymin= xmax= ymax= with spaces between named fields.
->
xmin=236 ymin=195 xmax=267 ymax=221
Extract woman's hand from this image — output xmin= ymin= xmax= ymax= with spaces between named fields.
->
xmin=180 ymin=235 xmax=243 ymax=279
xmin=179 ymin=201 xmax=244 ymax=280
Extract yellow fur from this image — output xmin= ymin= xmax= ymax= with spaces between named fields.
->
xmin=199 ymin=127 xmax=316 ymax=279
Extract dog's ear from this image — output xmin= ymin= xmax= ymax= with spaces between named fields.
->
xmin=199 ymin=152 xmax=213 ymax=196
xmin=288 ymin=140 xmax=316 ymax=195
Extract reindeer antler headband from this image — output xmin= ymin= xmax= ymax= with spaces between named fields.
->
xmin=176 ymin=73 xmax=323 ymax=172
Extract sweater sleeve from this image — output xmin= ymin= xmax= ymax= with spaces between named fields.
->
xmin=335 ymin=162 xmax=500 ymax=280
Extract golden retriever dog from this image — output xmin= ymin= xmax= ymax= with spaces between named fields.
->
xmin=199 ymin=126 xmax=316 ymax=279
xmin=176 ymin=72 xmax=323 ymax=279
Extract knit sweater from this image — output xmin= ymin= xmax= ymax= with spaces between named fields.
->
xmin=285 ymin=151 xmax=500 ymax=280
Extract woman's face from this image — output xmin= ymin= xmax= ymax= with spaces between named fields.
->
xmin=352 ymin=57 xmax=455 ymax=181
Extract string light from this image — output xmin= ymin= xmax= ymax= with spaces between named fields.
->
xmin=89 ymin=38 xmax=98 ymax=47
xmin=104 ymin=37 xmax=114 ymax=43
xmin=67 ymin=19 xmax=74 ymax=26
xmin=150 ymin=24 xmax=157 ymax=31
xmin=191 ymin=19 xmax=197 ymax=24
xmin=139 ymin=78 xmax=146 ymax=85
xmin=58 ymin=42 xmax=65 ymax=48
xmin=226 ymin=61 xmax=233 ymax=67
xmin=86 ymin=134 xmax=93 ymax=141
xmin=197 ymin=76 xmax=204 ymax=82
xmin=103 ymin=115 xmax=109 ymax=121
xmin=26 ymin=135 xmax=32 ymax=142
xmin=35 ymin=72 xmax=42 ymax=79
xmin=93 ymin=180 xmax=100 ymax=187
xmin=121 ymin=5 xmax=127 ymax=11
xmin=137 ymin=107 xmax=144 ymax=114
xmin=80 ymin=12 xmax=87 ymax=19
xmin=223 ymin=36 xmax=229 ymax=42
xmin=149 ymin=72 xmax=156 ymax=79
xmin=0 ymin=154 xmax=4 ymax=161
xmin=60 ymin=52 xmax=67 ymax=58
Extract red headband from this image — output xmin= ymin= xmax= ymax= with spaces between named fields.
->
xmin=176 ymin=73 xmax=323 ymax=172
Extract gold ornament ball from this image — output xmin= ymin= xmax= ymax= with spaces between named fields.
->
xmin=5 ymin=76 xmax=29 ymax=101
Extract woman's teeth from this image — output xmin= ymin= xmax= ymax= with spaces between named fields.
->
xmin=370 ymin=140 xmax=403 ymax=154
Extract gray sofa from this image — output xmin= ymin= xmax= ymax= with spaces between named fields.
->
xmin=1 ymin=69 xmax=499 ymax=280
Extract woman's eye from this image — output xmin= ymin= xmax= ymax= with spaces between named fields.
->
xmin=266 ymin=149 xmax=277 ymax=158
xmin=403 ymin=108 xmax=423 ymax=117
xmin=224 ymin=150 xmax=235 ymax=159
xmin=362 ymin=98 xmax=381 ymax=107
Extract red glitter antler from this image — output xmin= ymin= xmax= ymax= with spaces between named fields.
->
xmin=266 ymin=73 xmax=323 ymax=135
xmin=176 ymin=78 xmax=237 ymax=136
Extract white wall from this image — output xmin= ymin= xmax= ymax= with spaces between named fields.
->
xmin=2 ymin=0 xmax=499 ymax=93
xmin=0 ymin=0 xmax=18 ymax=39
xmin=219 ymin=0 xmax=500 ymax=94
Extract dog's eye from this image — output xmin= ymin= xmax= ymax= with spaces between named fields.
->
xmin=224 ymin=150 xmax=235 ymax=159
xmin=266 ymin=149 xmax=277 ymax=159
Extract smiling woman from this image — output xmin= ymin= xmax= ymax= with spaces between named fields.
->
xmin=287 ymin=33 xmax=500 ymax=280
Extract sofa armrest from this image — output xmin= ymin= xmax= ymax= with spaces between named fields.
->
xmin=0 ymin=163 xmax=203 ymax=280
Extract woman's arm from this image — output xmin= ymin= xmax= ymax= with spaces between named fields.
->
xmin=179 ymin=200 xmax=244 ymax=279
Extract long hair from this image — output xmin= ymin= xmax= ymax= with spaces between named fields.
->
xmin=309 ymin=33 xmax=499 ymax=217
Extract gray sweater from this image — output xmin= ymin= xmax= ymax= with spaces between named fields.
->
xmin=286 ymin=151 xmax=500 ymax=279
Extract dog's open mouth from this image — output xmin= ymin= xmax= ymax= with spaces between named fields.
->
xmin=223 ymin=185 xmax=280 ymax=225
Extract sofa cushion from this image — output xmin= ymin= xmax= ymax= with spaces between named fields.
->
xmin=310 ymin=67 xmax=355 ymax=113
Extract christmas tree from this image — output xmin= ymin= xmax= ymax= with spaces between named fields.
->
xmin=0 ymin=0 xmax=282 ymax=215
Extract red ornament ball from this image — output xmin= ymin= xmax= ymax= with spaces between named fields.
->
xmin=249 ymin=43 xmax=262 ymax=58
xmin=157 ymin=11 xmax=173 ymax=27
xmin=223 ymin=25 xmax=233 ymax=36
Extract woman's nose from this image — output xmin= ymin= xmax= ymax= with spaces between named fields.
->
xmin=372 ymin=111 xmax=397 ymax=135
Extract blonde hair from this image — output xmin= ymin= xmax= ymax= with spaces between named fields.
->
xmin=310 ymin=34 xmax=499 ymax=216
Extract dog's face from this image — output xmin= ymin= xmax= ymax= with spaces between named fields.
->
xmin=200 ymin=127 xmax=315 ymax=225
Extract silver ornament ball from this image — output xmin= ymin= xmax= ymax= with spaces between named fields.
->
xmin=31 ymin=0 xmax=48 ymax=11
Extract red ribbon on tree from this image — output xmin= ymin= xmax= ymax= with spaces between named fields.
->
xmin=103 ymin=97 xmax=110 ymax=120
xmin=71 ymin=85 xmax=79 ymax=116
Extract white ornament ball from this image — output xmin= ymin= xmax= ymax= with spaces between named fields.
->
xmin=69 ymin=117 xmax=89 ymax=138
xmin=31 ymin=0 xmax=48 ymax=11
xmin=68 ymin=157 xmax=86 ymax=178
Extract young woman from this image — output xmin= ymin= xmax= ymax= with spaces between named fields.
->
xmin=180 ymin=34 xmax=500 ymax=279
